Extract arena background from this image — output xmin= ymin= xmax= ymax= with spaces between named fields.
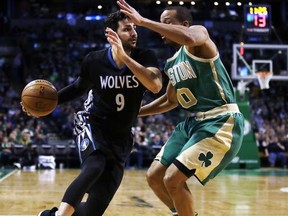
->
xmin=1 ymin=1 xmax=288 ymax=216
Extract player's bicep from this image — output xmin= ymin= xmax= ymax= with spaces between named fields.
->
xmin=187 ymin=25 xmax=209 ymax=46
xmin=147 ymin=67 xmax=162 ymax=79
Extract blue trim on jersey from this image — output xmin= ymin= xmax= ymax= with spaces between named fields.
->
xmin=108 ymin=47 xmax=127 ymax=71
xmin=88 ymin=124 xmax=97 ymax=151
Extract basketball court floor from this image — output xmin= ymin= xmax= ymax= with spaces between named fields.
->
xmin=0 ymin=168 xmax=287 ymax=216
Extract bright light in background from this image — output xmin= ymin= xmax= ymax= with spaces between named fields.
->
xmin=156 ymin=0 xmax=161 ymax=5
xmin=248 ymin=2 xmax=252 ymax=6
xmin=237 ymin=2 xmax=242 ymax=6
xmin=214 ymin=2 xmax=219 ymax=6
xmin=225 ymin=2 xmax=230 ymax=6
xmin=280 ymin=187 xmax=288 ymax=193
xmin=168 ymin=1 xmax=172 ymax=5
xmin=191 ymin=1 xmax=196 ymax=5
xmin=97 ymin=5 xmax=102 ymax=9
xmin=179 ymin=1 xmax=184 ymax=5
xmin=85 ymin=15 xmax=106 ymax=21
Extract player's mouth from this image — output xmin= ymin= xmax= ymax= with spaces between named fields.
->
xmin=131 ymin=39 xmax=137 ymax=45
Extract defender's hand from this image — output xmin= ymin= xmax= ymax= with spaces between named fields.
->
xmin=117 ymin=0 xmax=144 ymax=26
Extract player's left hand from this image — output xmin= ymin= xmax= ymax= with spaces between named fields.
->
xmin=20 ymin=102 xmax=39 ymax=118
xmin=117 ymin=0 xmax=144 ymax=26
xmin=105 ymin=27 xmax=126 ymax=60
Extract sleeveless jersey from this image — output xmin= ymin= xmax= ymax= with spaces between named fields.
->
xmin=164 ymin=46 xmax=235 ymax=113
xmin=80 ymin=47 xmax=158 ymax=135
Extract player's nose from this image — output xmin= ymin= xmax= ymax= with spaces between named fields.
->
xmin=130 ymin=28 xmax=137 ymax=37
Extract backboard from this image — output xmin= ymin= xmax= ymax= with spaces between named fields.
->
xmin=232 ymin=43 xmax=288 ymax=81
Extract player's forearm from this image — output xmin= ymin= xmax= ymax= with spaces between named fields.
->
xmin=57 ymin=77 xmax=92 ymax=104
xmin=140 ymin=18 xmax=208 ymax=47
xmin=122 ymin=55 xmax=162 ymax=94
xmin=138 ymin=94 xmax=177 ymax=117
xmin=140 ymin=18 xmax=196 ymax=46
xmin=58 ymin=85 xmax=82 ymax=105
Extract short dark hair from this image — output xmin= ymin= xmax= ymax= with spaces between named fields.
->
xmin=165 ymin=6 xmax=193 ymax=26
xmin=104 ymin=11 xmax=130 ymax=31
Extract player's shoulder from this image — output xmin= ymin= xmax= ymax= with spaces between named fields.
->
xmin=82 ymin=49 xmax=108 ymax=67
xmin=85 ymin=49 xmax=108 ymax=60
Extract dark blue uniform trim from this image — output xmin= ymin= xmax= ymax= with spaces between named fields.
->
xmin=108 ymin=47 xmax=127 ymax=71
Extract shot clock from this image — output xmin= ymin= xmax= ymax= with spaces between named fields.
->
xmin=244 ymin=5 xmax=271 ymax=35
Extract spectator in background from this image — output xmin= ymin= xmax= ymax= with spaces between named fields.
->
xmin=34 ymin=122 xmax=48 ymax=144
xmin=0 ymin=134 xmax=14 ymax=168
xmin=149 ymin=133 xmax=164 ymax=148
xmin=18 ymin=143 xmax=38 ymax=170
xmin=19 ymin=129 xmax=33 ymax=145
xmin=255 ymin=132 xmax=267 ymax=156
xmin=266 ymin=136 xmax=287 ymax=168
xmin=126 ymin=134 xmax=144 ymax=169
xmin=149 ymin=133 xmax=164 ymax=158
xmin=8 ymin=128 xmax=21 ymax=144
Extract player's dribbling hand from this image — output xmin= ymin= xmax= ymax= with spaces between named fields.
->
xmin=20 ymin=102 xmax=39 ymax=118
xmin=117 ymin=0 xmax=144 ymax=26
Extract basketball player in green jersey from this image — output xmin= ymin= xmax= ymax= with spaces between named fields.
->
xmin=118 ymin=1 xmax=244 ymax=216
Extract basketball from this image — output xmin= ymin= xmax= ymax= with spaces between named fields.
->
xmin=21 ymin=79 xmax=58 ymax=117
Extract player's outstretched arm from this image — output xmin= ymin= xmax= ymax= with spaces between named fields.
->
xmin=139 ymin=82 xmax=178 ymax=117
xmin=117 ymin=0 xmax=208 ymax=47
xmin=57 ymin=77 xmax=93 ymax=105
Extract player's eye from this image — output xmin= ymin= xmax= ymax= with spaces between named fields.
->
xmin=164 ymin=19 xmax=172 ymax=24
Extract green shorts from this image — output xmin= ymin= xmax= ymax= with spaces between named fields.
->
xmin=155 ymin=112 xmax=244 ymax=185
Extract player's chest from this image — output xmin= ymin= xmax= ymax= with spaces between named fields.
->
xmin=91 ymin=68 xmax=139 ymax=90
xmin=89 ymin=60 xmax=143 ymax=91
xmin=97 ymin=74 xmax=140 ymax=90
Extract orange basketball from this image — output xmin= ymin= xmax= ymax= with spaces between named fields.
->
xmin=21 ymin=79 xmax=58 ymax=117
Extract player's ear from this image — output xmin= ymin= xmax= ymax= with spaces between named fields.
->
xmin=183 ymin=20 xmax=190 ymax=27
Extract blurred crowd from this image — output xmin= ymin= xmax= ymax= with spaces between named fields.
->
xmin=250 ymin=84 xmax=288 ymax=168
xmin=1 ymin=3 xmax=288 ymax=169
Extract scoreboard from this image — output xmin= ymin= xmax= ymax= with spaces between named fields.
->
xmin=244 ymin=5 xmax=271 ymax=35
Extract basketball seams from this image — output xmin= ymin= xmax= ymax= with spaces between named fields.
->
xmin=21 ymin=94 xmax=58 ymax=101
xmin=23 ymin=79 xmax=54 ymax=87
xmin=21 ymin=79 xmax=58 ymax=117
xmin=23 ymin=83 xmax=57 ymax=92
xmin=21 ymin=83 xmax=58 ymax=100
xmin=21 ymin=100 xmax=56 ymax=112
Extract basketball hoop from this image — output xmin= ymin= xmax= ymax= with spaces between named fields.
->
xmin=256 ymin=71 xmax=273 ymax=90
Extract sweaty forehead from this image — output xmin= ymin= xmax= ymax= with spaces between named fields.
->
xmin=160 ymin=10 xmax=177 ymax=23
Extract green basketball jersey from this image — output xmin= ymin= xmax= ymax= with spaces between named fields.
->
xmin=164 ymin=46 xmax=235 ymax=112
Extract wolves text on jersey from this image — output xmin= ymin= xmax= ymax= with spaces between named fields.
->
xmin=167 ymin=61 xmax=197 ymax=86
xmin=100 ymin=75 xmax=139 ymax=89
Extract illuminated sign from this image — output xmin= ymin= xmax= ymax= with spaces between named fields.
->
xmin=244 ymin=5 xmax=271 ymax=35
